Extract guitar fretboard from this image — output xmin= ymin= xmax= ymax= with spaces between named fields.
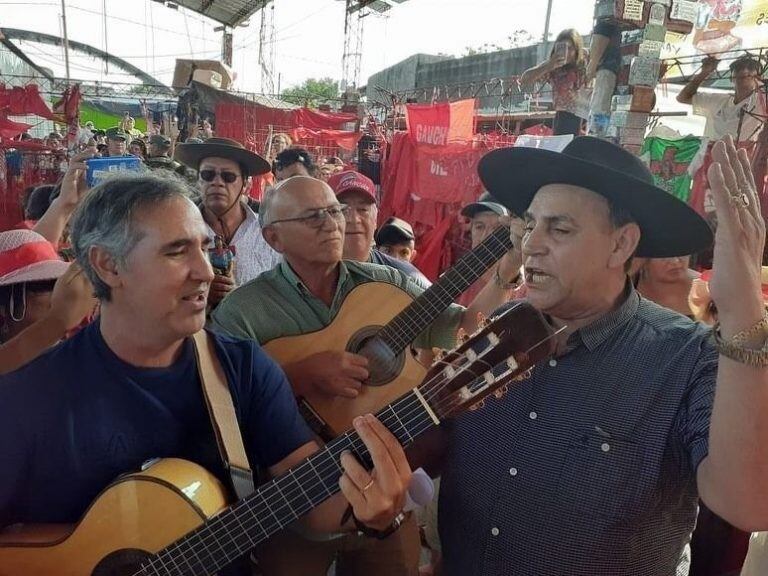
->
xmin=144 ymin=390 xmax=437 ymax=576
xmin=378 ymin=226 xmax=513 ymax=353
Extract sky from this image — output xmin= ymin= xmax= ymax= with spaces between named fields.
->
xmin=1 ymin=0 xmax=597 ymax=94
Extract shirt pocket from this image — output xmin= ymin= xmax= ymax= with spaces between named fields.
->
xmin=555 ymin=431 xmax=642 ymax=522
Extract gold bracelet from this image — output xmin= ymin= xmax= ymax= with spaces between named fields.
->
xmin=494 ymin=265 xmax=522 ymax=290
xmin=713 ymin=318 xmax=768 ymax=367
xmin=729 ymin=315 xmax=768 ymax=346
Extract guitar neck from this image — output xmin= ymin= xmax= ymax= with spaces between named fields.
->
xmin=148 ymin=390 xmax=438 ymax=575
xmin=378 ymin=226 xmax=513 ymax=353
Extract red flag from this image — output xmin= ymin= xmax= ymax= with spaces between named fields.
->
xmin=406 ymin=99 xmax=475 ymax=146
xmin=413 ymin=143 xmax=484 ymax=204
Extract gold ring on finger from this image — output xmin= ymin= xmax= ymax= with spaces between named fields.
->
xmin=362 ymin=478 xmax=375 ymax=493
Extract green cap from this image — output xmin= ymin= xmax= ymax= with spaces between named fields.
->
xmin=149 ymin=134 xmax=171 ymax=146
xmin=105 ymin=127 xmax=128 ymax=141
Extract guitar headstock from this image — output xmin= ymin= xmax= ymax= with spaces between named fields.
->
xmin=420 ymin=302 xmax=557 ymax=420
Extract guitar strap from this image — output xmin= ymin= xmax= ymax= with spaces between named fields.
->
xmin=192 ymin=330 xmax=255 ymax=500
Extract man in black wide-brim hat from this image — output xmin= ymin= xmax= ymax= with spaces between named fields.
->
xmin=438 ymin=136 xmax=768 ymax=575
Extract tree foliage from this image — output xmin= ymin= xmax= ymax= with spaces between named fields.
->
xmin=281 ymin=77 xmax=339 ymax=107
xmin=462 ymin=29 xmax=536 ymax=57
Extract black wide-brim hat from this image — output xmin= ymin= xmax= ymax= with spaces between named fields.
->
xmin=478 ymin=136 xmax=713 ymax=258
xmin=174 ymin=137 xmax=271 ymax=176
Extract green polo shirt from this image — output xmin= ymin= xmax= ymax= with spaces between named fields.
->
xmin=211 ymin=259 xmax=463 ymax=350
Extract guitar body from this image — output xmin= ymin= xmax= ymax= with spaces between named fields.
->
xmin=0 ymin=459 xmax=228 ymax=576
xmin=263 ymin=282 xmax=428 ymax=436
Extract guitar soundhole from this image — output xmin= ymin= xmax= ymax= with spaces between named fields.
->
xmin=348 ymin=327 xmax=404 ymax=387
xmin=92 ymin=548 xmax=153 ymax=576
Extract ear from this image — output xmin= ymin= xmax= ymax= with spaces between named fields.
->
xmin=410 ymin=248 xmax=418 ymax=261
xmin=608 ymin=222 xmax=641 ymax=270
xmin=89 ymin=246 xmax=123 ymax=291
xmin=262 ymin=225 xmax=283 ymax=253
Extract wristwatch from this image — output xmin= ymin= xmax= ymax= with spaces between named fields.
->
xmin=352 ymin=510 xmax=407 ymax=540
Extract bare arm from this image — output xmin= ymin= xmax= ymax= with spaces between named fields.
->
xmin=677 ymin=57 xmax=718 ymax=105
xmin=460 ymin=218 xmax=523 ymax=335
xmin=32 ymin=148 xmax=95 ymax=246
xmin=520 ymin=57 xmax=559 ymax=92
xmin=696 ymin=138 xmax=768 ymax=531
xmin=586 ymin=34 xmax=610 ymax=80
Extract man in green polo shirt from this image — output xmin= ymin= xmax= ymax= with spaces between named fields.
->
xmin=211 ymin=175 xmax=521 ymax=398
xmin=211 ymin=175 xmax=521 ymax=576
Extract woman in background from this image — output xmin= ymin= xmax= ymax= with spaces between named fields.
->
xmin=520 ymin=28 xmax=587 ymax=136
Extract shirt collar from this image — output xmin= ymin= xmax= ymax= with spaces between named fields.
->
xmin=565 ymin=282 xmax=640 ymax=353
xmin=279 ymin=259 xmax=348 ymax=293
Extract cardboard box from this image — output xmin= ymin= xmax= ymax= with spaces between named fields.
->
xmin=629 ymin=56 xmax=661 ymax=87
xmin=612 ymin=85 xmax=656 ymax=112
xmin=172 ymin=59 xmax=234 ymax=90
xmin=610 ymin=110 xmax=650 ymax=129
xmin=667 ymin=0 xmax=697 ymax=34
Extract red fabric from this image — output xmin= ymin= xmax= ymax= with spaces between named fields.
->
xmin=290 ymin=127 xmax=362 ymax=151
xmin=413 ymin=144 xmax=485 ymax=204
xmin=412 ymin=214 xmax=456 ymax=282
xmin=215 ymin=102 xmax=356 ymax=146
xmin=0 ymin=117 xmax=32 ymax=139
xmin=406 ymin=99 xmax=475 ymax=146
xmin=0 ymin=240 xmax=60 ymax=275
xmin=380 ymin=132 xmax=417 ymax=221
xmin=523 ymin=123 xmax=553 ymax=136
xmin=0 ymin=84 xmax=54 ymax=119
xmin=690 ymin=141 xmax=767 ymax=221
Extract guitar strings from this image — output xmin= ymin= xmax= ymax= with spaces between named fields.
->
xmin=142 ymin=314 xmax=542 ymax=576
xmin=142 ymin=305 xmax=543 ymax=575
xmin=142 ymin=349 xmax=505 ymax=576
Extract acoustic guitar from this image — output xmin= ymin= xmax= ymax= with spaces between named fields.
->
xmin=0 ymin=302 xmax=555 ymax=576
xmin=264 ymin=225 xmax=514 ymax=437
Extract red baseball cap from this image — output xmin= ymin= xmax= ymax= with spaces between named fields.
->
xmin=328 ymin=170 xmax=376 ymax=203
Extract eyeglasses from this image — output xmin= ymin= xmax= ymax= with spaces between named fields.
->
xmin=268 ymin=205 xmax=350 ymax=229
xmin=200 ymin=169 xmax=241 ymax=184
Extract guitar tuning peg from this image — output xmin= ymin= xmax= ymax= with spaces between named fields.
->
xmin=456 ymin=328 xmax=471 ymax=345
xmin=469 ymin=399 xmax=485 ymax=411
xmin=432 ymin=348 xmax=448 ymax=361
xmin=513 ymin=368 xmax=533 ymax=381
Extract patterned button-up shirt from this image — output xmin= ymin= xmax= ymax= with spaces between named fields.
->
xmin=204 ymin=203 xmax=282 ymax=287
xmin=439 ymin=286 xmax=718 ymax=576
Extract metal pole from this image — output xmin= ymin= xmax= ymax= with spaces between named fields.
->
xmin=539 ymin=0 xmax=554 ymax=62
xmin=61 ymin=0 xmax=71 ymax=81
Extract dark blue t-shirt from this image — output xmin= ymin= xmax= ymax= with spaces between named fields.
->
xmin=0 ymin=321 xmax=312 ymax=537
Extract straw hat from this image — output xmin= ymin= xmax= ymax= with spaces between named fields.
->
xmin=0 ymin=230 xmax=69 ymax=287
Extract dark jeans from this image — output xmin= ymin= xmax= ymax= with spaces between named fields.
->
xmin=553 ymin=110 xmax=582 ymax=137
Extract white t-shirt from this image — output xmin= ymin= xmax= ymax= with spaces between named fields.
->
xmin=692 ymin=90 xmax=765 ymax=142
xmin=205 ymin=202 xmax=282 ymax=287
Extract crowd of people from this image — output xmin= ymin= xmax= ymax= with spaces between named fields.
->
xmin=1 ymin=49 xmax=768 ymax=575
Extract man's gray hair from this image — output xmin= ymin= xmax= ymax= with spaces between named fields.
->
xmin=259 ymin=184 xmax=279 ymax=227
xmin=70 ymin=173 xmax=193 ymax=301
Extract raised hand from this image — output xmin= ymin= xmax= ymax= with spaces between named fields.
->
xmin=707 ymin=135 xmax=766 ymax=337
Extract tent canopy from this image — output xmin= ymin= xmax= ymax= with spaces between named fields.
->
xmin=170 ymin=0 xmax=270 ymax=28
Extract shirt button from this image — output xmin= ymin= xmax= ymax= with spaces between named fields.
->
xmin=548 ymin=359 xmax=557 ymax=367
xmin=509 ymin=467 xmax=518 ymax=476
xmin=529 ymin=411 xmax=538 ymax=420
xmin=491 ymin=527 xmax=500 ymax=536
xmin=601 ymin=442 xmax=611 ymax=452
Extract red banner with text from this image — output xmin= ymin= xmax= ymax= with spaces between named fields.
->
xmin=405 ymin=99 xmax=475 ymax=146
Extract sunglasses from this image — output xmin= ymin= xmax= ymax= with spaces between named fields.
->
xmin=200 ymin=169 xmax=241 ymax=184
